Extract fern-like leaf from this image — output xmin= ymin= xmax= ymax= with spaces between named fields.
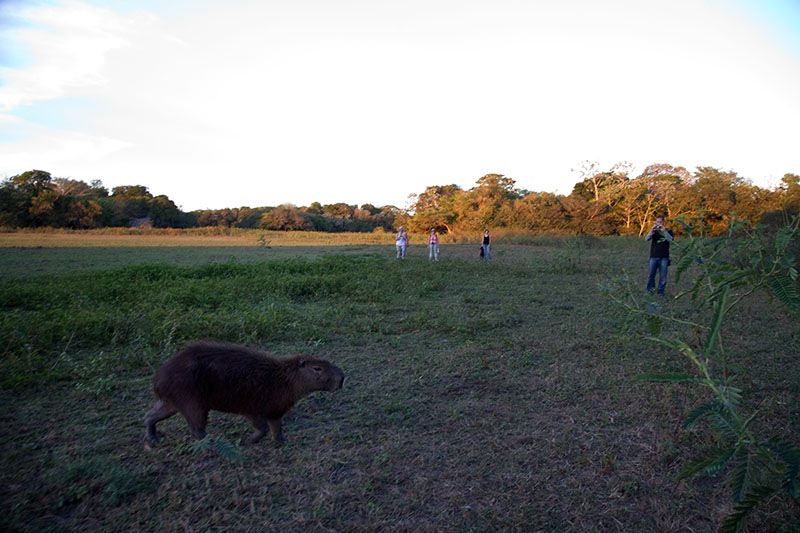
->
xmin=682 ymin=400 xmax=724 ymax=429
xmin=721 ymin=486 xmax=776 ymax=533
xmin=674 ymin=252 xmax=695 ymax=285
xmin=767 ymin=271 xmax=800 ymax=312
xmin=647 ymin=337 xmax=698 ymax=360
xmin=676 ymin=447 xmax=734 ymax=481
xmin=711 ymin=412 xmax=741 ymax=440
xmin=764 ymin=438 xmax=800 ymax=499
xmin=719 ymin=384 xmax=742 ymax=409
xmin=190 ymin=436 xmax=243 ymax=463
xmin=705 ymin=286 xmax=729 ymax=357
xmin=775 ymin=225 xmax=794 ymax=253
xmin=706 ymin=447 xmax=736 ymax=476
xmin=730 ymin=448 xmax=751 ymax=503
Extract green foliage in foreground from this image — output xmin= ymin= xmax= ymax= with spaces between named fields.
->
xmin=606 ymin=216 xmax=800 ymax=532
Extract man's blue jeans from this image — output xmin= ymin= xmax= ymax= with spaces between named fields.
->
xmin=647 ymin=257 xmax=669 ymax=294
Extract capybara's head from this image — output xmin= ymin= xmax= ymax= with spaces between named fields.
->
xmin=296 ymin=358 xmax=345 ymax=392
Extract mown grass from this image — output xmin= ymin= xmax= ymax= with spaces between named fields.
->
xmin=0 ymin=236 xmax=797 ymax=531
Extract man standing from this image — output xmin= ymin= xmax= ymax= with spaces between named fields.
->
xmin=645 ymin=215 xmax=674 ymax=295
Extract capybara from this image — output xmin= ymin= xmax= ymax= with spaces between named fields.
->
xmin=145 ymin=341 xmax=345 ymax=445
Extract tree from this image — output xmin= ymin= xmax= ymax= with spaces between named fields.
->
xmin=456 ymin=174 xmax=522 ymax=230
xmin=10 ymin=170 xmax=52 ymax=196
xmin=61 ymin=198 xmax=103 ymax=229
xmin=258 ymin=206 xmax=313 ymax=231
xmin=112 ymin=185 xmax=152 ymax=198
xmin=683 ymin=167 xmax=742 ymax=233
xmin=473 ymin=174 xmax=520 ymax=200
xmin=407 ymin=184 xmax=462 ymax=233
xmin=149 ymin=195 xmax=193 ymax=228
xmin=779 ymin=173 xmax=800 ymax=211
xmin=511 ymin=192 xmax=569 ymax=231
xmin=643 ymin=166 xmax=688 ymax=218
xmin=322 ymin=203 xmax=355 ymax=219
xmin=109 ymin=185 xmax=153 ymax=223
xmin=571 ymin=161 xmax=601 ymax=202
xmin=606 ymin=179 xmax=647 ymax=234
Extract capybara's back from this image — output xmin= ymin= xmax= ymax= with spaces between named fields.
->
xmin=145 ymin=341 xmax=344 ymax=445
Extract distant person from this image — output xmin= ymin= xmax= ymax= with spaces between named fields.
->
xmin=645 ymin=215 xmax=674 ymax=295
xmin=428 ymin=229 xmax=439 ymax=261
xmin=395 ymin=227 xmax=408 ymax=259
xmin=481 ymin=229 xmax=492 ymax=260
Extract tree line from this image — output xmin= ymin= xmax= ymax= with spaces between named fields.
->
xmin=400 ymin=163 xmax=800 ymax=235
xmin=0 ymin=170 xmax=399 ymax=232
xmin=2 ymin=165 xmax=799 ymax=235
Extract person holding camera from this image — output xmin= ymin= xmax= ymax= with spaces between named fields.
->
xmin=395 ymin=227 xmax=408 ymax=259
xmin=645 ymin=215 xmax=674 ymax=295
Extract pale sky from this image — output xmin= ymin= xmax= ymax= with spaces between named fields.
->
xmin=1 ymin=0 xmax=799 ymax=211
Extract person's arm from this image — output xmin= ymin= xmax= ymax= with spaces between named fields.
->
xmin=645 ymin=228 xmax=655 ymax=240
xmin=663 ymin=229 xmax=674 ymax=242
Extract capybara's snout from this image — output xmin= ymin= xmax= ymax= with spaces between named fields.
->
xmin=331 ymin=365 xmax=345 ymax=391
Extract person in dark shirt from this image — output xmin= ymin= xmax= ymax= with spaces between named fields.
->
xmin=645 ymin=215 xmax=674 ymax=295
xmin=482 ymin=230 xmax=492 ymax=260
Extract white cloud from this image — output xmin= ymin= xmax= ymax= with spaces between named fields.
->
xmin=0 ymin=0 xmax=135 ymax=110
xmin=1 ymin=0 xmax=798 ymax=209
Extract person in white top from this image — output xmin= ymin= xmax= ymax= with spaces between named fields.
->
xmin=395 ymin=227 xmax=408 ymax=259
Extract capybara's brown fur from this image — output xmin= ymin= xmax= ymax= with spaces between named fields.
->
xmin=145 ymin=341 xmax=344 ymax=445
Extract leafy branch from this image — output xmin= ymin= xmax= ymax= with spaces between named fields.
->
xmin=605 ymin=214 xmax=800 ymax=531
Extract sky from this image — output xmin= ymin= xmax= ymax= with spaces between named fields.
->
xmin=1 ymin=0 xmax=799 ymax=212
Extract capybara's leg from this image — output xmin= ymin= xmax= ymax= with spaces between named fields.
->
xmin=179 ymin=404 xmax=209 ymax=440
xmin=245 ymin=415 xmax=270 ymax=444
xmin=145 ymin=400 xmax=178 ymax=442
xmin=268 ymin=418 xmax=285 ymax=444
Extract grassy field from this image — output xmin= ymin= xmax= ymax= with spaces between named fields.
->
xmin=0 ymin=232 xmax=798 ymax=531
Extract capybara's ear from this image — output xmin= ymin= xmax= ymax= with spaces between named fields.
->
xmin=299 ymin=359 xmax=307 ymax=367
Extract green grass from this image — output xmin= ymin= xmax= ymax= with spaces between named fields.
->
xmin=0 ymin=236 xmax=798 ymax=531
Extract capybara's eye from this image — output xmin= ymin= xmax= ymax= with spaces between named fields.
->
xmin=313 ymin=366 xmax=323 ymax=372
